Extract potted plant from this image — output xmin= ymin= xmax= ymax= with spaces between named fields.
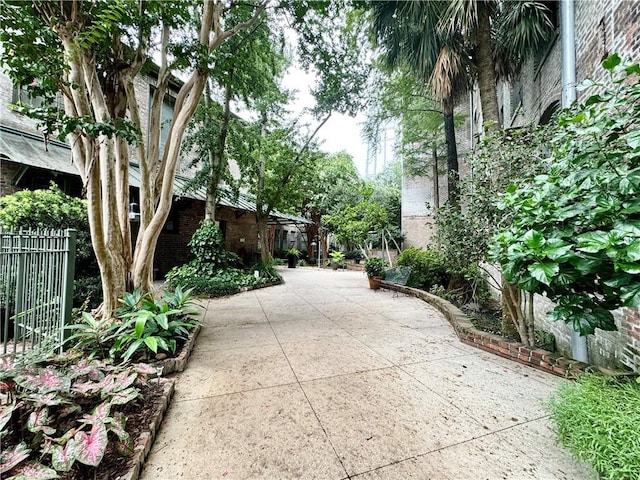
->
xmin=329 ymin=251 xmax=346 ymax=270
xmin=364 ymin=257 xmax=387 ymax=290
xmin=287 ymin=248 xmax=301 ymax=268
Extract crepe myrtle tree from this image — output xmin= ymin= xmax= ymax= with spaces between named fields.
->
xmin=0 ymin=0 xmax=266 ymax=318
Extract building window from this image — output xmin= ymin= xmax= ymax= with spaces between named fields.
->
xmin=12 ymin=83 xmax=63 ymax=111
xmin=148 ymin=87 xmax=175 ymax=160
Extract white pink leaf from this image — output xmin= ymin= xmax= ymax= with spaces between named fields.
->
xmin=5 ymin=460 xmax=59 ymax=479
xmin=74 ymin=424 xmax=108 ymax=467
xmin=0 ymin=442 xmax=30 ymax=474
xmin=50 ymin=439 xmax=76 ymax=472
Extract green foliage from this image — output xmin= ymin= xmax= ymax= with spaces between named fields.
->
xmin=0 ymin=185 xmax=101 ymax=308
xmin=188 ymin=220 xmax=239 ymax=270
xmin=491 ymin=56 xmax=640 ymax=335
xmin=434 ymin=204 xmax=488 ymax=276
xmin=396 ymin=247 xmax=449 ymax=290
xmin=549 ymin=374 xmax=640 ymax=479
xmin=170 ymin=268 xmax=273 ymax=298
xmin=67 ymin=287 xmax=199 ymax=363
xmin=434 ymin=123 xmax=552 ymax=275
xmin=0 ymin=354 xmax=153 ymax=477
xmin=364 ymin=257 xmax=387 ymax=278
xmin=0 ymin=185 xmax=92 ymax=268
xmin=287 ymin=248 xmax=301 ymax=258
xmin=329 ymin=251 xmax=346 ymax=269
xmin=110 ymin=287 xmax=199 ymax=362
xmin=325 ymin=196 xmax=389 ymax=250
xmin=165 ymin=220 xmax=272 ymax=296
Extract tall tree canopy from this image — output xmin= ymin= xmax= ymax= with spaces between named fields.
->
xmin=0 ymin=0 xmax=266 ymax=317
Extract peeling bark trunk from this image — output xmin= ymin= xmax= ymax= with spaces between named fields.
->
xmin=204 ymin=78 xmax=233 ymax=221
xmin=45 ymin=0 xmax=265 ymax=319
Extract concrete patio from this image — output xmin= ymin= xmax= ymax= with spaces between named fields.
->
xmin=140 ymin=267 xmax=594 ymax=479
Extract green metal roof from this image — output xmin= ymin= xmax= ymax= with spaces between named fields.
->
xmin=0 ymin=125 xmax=311 ymax=226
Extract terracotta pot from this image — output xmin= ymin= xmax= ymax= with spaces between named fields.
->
xmin=368 ymin=276 xmax=382 ymax=290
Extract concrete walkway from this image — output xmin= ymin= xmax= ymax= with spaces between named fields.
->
xmin=140 ymin=268 xmax=594 ymax=480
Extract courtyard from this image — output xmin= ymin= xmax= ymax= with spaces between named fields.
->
xmin=140 ymin=268 xmax=593 ymax=480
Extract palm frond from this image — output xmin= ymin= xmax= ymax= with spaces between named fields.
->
xmin=494 ymin=0 xmax=554 ymax=79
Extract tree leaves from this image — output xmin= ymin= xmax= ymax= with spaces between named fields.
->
xmin=491 ymin=56 xmax=640 ymax=334
xmin=527 ymin=261 xmax=558 ymax=286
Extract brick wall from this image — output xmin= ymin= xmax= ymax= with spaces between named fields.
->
xmin=483 ymin=261 xmax=640 ymax=373
xmin=217 ymin=207 xmax=259 ymax=265
xmin=401 ymin=97 xmax=475 ymax=249
xmin=0 ymin=160 xmax=21 ymax=196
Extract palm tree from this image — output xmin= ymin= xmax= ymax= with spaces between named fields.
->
xmin=369 ymin=1 xmax=472 ymax=204
xmin=440 ymin=0 xmax=555 ymax=130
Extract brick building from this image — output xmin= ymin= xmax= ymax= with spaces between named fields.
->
xmin=0 ymin=68 xmax=309 ymax=277
xmin=402 ymin=0 xmax=640 ymax=371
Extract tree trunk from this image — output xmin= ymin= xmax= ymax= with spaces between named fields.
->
xmin=476 ymin=2 xmax=501 ymax=131
xmin=432 ymin=146 xmax=440 ymax=211
xmin=501 ymin=276 xmax=535 ymax=347
xmin=205 ymin=77 xmax=233 ymax=221
xmin=442 ymin=95 xmax=459 ymax=205
xmin=501 ymin=276 xmax=522 ymax=340
xmin=256 ymin=211 xmax=271 ymax=264
xmin=305 ymin=211 xmax=320 ymax=261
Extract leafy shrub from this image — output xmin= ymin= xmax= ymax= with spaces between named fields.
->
xmin=0 ymin=185 xmax=95 ymax=274
xmin=397 ymin=247 xmax=449 ymax=290
xmin=166 ymin=220 xmax=240 ymax=288
xmin=0 ymin=354 xmax=155 ymax=478
xmin=66 ymin=286 xmax=199 ymax=362
xmin=364 ymin=257 xmax=387 ymax=278
xmin=0 ymin=185 xmax=101 ymax=307
xmin=167 ymin=220 xmax=277 ymax=296
xmin=491 ymin=55 xmax=640 ymax=335
xmin=169 ymin=267 xmax=272 ymax=297
xmin=188 ymin=220 xmax=239 ymax=270
xmin=549 ymin=374 xmax=640 ymax=479
xmin=344 ymin=250 xmax=362 ymax=261
xmin=329 ymin=251 xmax=346 ymax=269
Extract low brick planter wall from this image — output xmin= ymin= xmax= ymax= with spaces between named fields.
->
xmin=116 ymin=377 xmax=176 ymax=480
xmin=381 ymin=283 xmax=589 ymax=378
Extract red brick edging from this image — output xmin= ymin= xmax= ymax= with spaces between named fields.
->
xmin=381 ymin=283 xmax=588 ymax=378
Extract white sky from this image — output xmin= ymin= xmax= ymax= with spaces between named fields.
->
xmin=281 ymin=65 xmax=368 ymax=177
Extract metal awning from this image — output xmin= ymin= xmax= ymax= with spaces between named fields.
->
xmin=0 ymin=125 xmax=311 ymax=226
xmin=0 ymin=125 xmax=76 ymax=176
xmin=128 ymin=164 xmax=311 ymax=226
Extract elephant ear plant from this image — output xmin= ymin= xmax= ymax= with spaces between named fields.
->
xmin=66 ymin=286 xmax=200 ymax=363
xmin=0 ymin=354 xmax=156 ymax=478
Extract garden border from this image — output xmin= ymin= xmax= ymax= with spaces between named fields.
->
xmin=381 ymin=283 xmax=589 ymax=377
xmin=116 ymin=376 xmax=176 ymax=480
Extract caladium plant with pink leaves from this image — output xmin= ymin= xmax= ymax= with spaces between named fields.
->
xmin=1 ymin=355 xmax=150 ymax=478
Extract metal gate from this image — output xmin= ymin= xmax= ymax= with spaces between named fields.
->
xmin=0 ymin=228 xmax=76 ymax=356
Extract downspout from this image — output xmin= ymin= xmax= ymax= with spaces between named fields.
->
xmin=561 ymin=0 xmax=588 ymax=363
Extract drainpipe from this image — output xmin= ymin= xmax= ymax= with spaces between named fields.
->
xmin=561 ymin=0 xmax=588 ymax=364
